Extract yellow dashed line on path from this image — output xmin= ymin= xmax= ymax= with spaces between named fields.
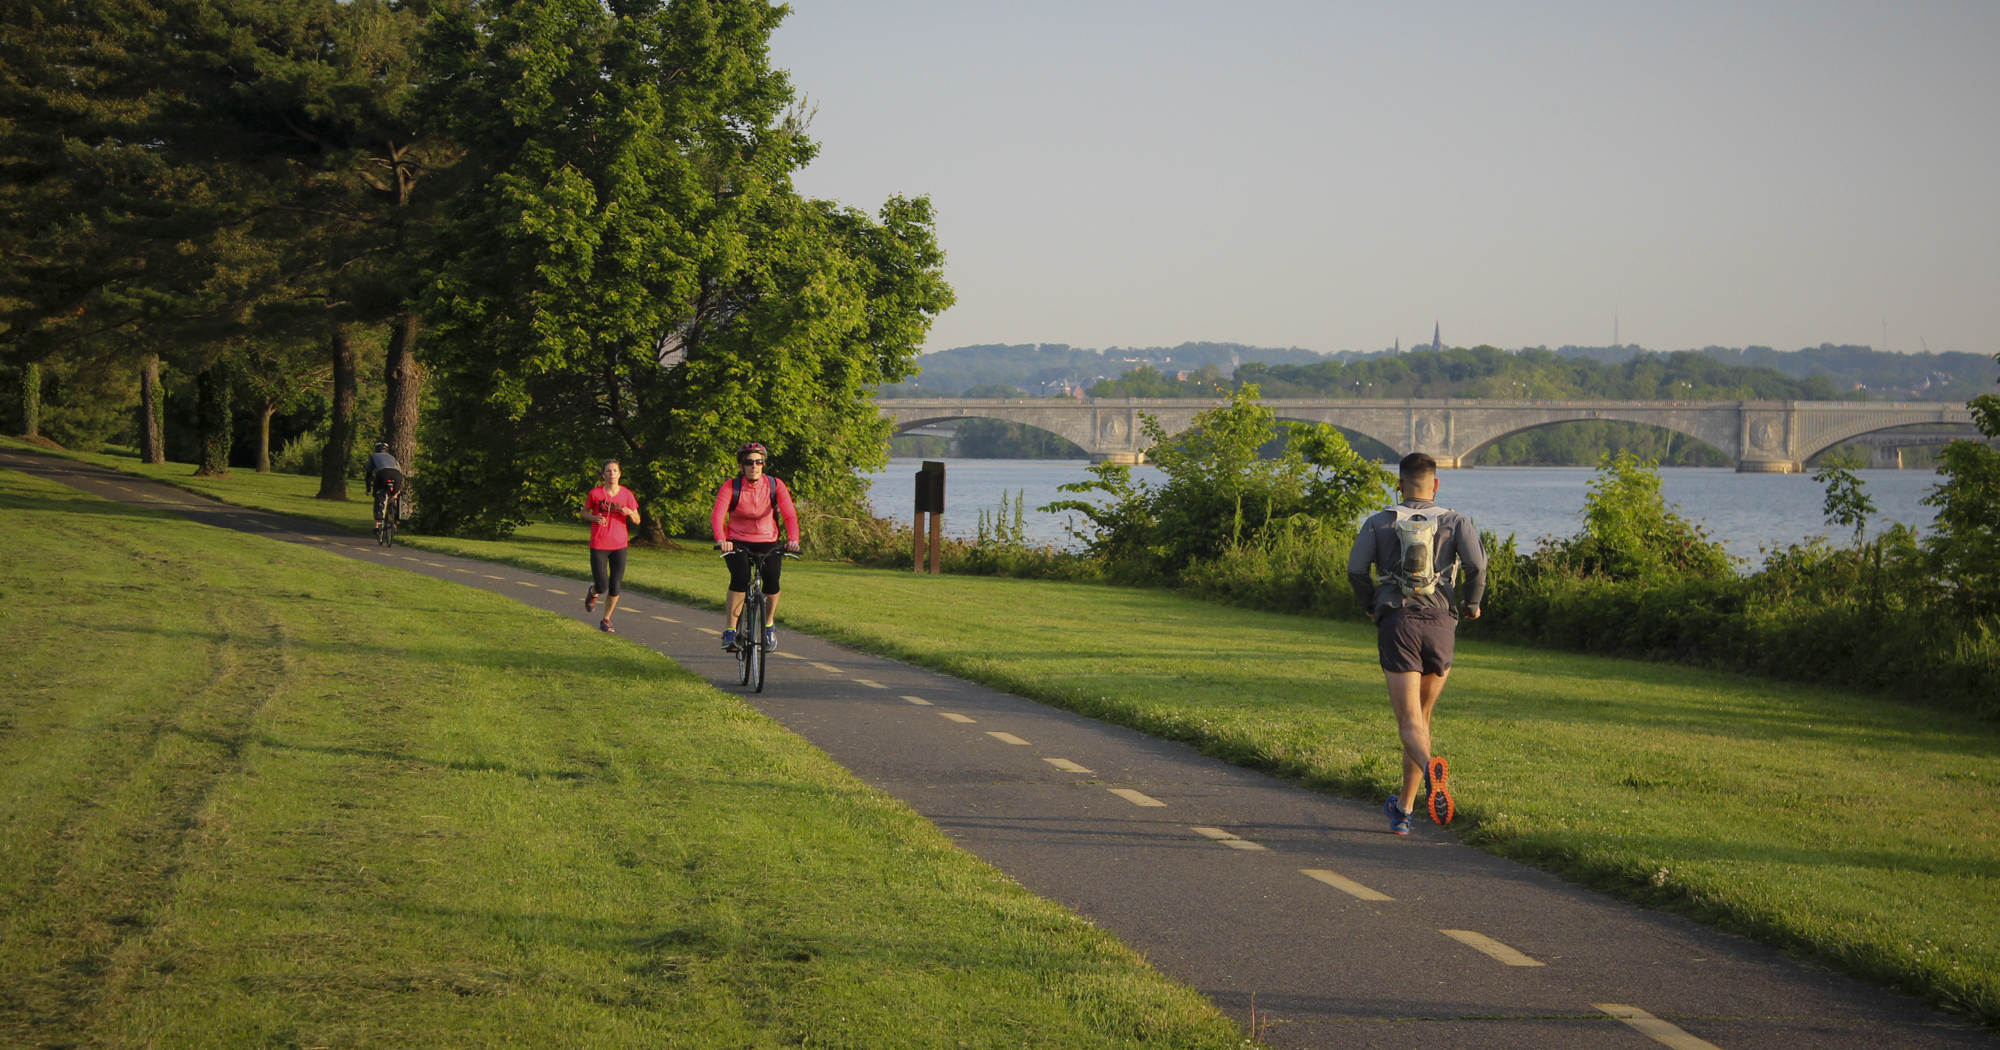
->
xmin=455 ymin=568 xmax=474 ymax=573
xmin=547 ymin=588 xmax=567 ymax=594
xmin=696 ymin=628 xmax=722 ymax=636
xmin=853 ymin=679 xmax=887 ymax=689
xmin=482 ymin=574 xmax=504 ymax=579
xmin=652 ymin=615 xmax=680 ymax=623
xmin=1593 ymin=1005 xmax=1723 ymax=1050
xmin=402 ymin=556 xmax=421 ymax=561
xmin=1301 ymin=869 xmax=1392 ymax=900
xmin=940 ymin=713 xmax=975 ymax=724
xmin=901 ymin=695 xmax=933 ymax=706
xmin=810 ymin=662 xmax=842 ymax=673
xmin=775 ymin=652 xmax=804 ymax=659
xmin=1107 ymin=788 xmax=1165 ymax=807
xmin=986 ymin=732 xmax=1030 ymax=745
xmin=1043 ymin=758 xmax=1092 ymax=773
xmin=1191 ymin=826 xmax=1267 ymax=851
xmin=1440 ymin=930 xmax=1544 ymax=967
xmin=425 ymin=562 xmax=445 ymax=567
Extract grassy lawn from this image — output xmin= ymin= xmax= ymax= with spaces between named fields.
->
xmin=0 ymin=466 xmax=1242 ymax=1049
xmin=11 ymin=440 xmax=2000 ymax=1025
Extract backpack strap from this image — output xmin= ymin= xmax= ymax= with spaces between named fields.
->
xmin=726 ymin=476 xmax=777 ymax=514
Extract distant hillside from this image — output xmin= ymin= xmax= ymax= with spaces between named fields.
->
xmin=878 ymin=342 xmax=1325 ymax=398
xmin=886 ymin=341 xmax=1995 ymax=403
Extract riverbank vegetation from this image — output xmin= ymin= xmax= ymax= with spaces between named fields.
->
xmin=0 ymin=466 xmax=1240 ymax=1049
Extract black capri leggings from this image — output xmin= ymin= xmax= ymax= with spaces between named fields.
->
xmin=724 ymin=543 xmax=783 ymax=594
xmin=590 ymin=548 xmax=628 ymax=597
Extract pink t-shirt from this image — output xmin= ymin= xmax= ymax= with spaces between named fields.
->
xmin=711 ymin=475 xmax=800 ymax=544
xmin=587 ymin=485 xmax=639 ymax=550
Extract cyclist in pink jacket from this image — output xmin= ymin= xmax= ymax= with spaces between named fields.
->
xmin=712 ymin=442 xmax=800 ymax=651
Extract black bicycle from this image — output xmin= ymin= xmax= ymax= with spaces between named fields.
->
xmin=718 ymin=546 xmax=797 ymax=693
xmin=375 ymin=479 xmax=403 ymax=547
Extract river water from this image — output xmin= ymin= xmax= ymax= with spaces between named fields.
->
xmin=863 ymin=459 xmax=1945 ymax=563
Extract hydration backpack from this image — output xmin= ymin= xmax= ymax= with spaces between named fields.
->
xmin=728 ymin=475 xmax=777 ymax=513
xmin=1388 ymin=505 xmax=1453 ymax=597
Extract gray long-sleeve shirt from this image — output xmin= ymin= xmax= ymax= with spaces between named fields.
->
xmin=1346 ymin=498 xmax=1487 ymax=618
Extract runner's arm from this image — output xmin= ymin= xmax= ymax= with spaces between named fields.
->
xmin=1345 ymin=520 xmax=1378 ymax=615
xmin=1455 ymin=517 xmax=1488 ymax=615
xmin=773 ymin=478 xmax=801 ymax=547
xmin=710 ymin=484 xmax=733 ymax=551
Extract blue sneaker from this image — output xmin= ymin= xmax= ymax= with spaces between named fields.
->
xmin=763 ymin=625 xmax=776 ymax=649
xmin=721 ymin=628 xmax=738 ymax=651
xmin=1384 ymin=796 xmax=1412 ymax=836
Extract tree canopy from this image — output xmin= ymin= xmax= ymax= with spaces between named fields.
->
xmin=412 ymin=0 xmax=951 ymax=539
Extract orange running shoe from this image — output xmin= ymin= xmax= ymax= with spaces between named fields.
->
xmin=1426 ymin=756 xmax=1455 ymax=825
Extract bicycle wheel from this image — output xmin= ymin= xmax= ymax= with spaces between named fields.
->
xmin=737 ymin=593 xmax=760 ymax=686
xmin=748 ymin=598 xmax=767 ymax=693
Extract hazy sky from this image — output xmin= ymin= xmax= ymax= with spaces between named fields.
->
xmin=770 ymin=1 xmax=1999 ymax=357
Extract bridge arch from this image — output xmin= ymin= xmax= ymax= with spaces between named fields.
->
xmin=1793 ymin=408 xmax=1983 ymax=465
xmin=1458 ymin=416 xmax=1732 ymax=466
xmin=886 ymin=409 xmax=1096 ymax=455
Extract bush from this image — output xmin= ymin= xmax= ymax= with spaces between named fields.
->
xmin=1044 ymin=386 xmax=1395 ymax=582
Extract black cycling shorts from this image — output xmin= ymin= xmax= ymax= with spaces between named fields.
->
xmin=724 ymin=542 xmax=783 ymax=594
xmin=1377 ymin=609 xmax=1457 ymax=676
xmin=591 ymin=547 xmax=627 ymax=597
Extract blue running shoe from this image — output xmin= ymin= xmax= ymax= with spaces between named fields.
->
xmin=763 ymin=625 xmax=777 ymax=649
xmin=721 ymin=628 xmax=738 ymax=651
xmin=1426 ymin=756 xmax=1455 ymax=825
xmin=1384 ymin=796 xmax=1412 ymax=836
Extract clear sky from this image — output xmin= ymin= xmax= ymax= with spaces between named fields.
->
xmin=770 ymin=1 xmax=1999 ymax=357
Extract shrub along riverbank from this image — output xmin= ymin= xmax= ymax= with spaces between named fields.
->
xmin=0 ymin=466 xmax=1241 ymax=1048
xmin=10 ymin=437 xmax=2000 ymax=1025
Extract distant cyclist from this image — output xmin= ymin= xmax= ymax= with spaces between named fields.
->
xmin=365 ymin=442 xmax=405 ymax=530
xmin=711 ymin=442 xmax=800 ymax=651
xmin=582 ymin=459 xmax=641 ymax=633
xmin=1348 ymin=452 xmax=1487 ymax=836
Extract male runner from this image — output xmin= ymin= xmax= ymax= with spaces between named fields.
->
xmin=364 ymin=442 xmax=405 ymax=531
xmin=1347 ymin=452 xmax=1487 ymax=836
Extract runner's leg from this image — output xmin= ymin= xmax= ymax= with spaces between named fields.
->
xmin=724 ymin=551 xmax=750 ymax=630
xmin=602 ymin=549 xmax=626 ymax=624
xmin=1388 ymin=672 xmax=1430 ymax=811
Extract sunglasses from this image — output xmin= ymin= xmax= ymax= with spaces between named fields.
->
xmin=743 ymin=458 xmax=766 ymax=466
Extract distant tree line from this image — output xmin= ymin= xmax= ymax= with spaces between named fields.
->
xmin=0 ymin=0 xmax=949 ymax=541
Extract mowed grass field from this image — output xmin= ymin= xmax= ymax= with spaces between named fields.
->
xmin=13 ymin=440 xmax=2000 ymax=1025
xmin=0 ymin=466 xmax=1242 ymax=1049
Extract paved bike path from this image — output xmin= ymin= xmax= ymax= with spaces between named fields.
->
xmin=5 ymin=449 xmax=1990 ymax=1050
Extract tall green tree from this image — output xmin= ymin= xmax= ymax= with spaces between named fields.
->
xmin=1923 ymin=354 xmax=2000 ymax=617
xmin=413 ymin=0 xmax=951 ymax=540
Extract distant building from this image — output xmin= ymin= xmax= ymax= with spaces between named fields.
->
xmin=1432 ymin=322 xmax=1442 ymax=353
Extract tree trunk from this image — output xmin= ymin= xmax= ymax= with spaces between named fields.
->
xmin=381 ymin=312 xmax=422 ymax=470
xmin=639 ymin=509 xmax=670 ymax=546
xmin=193 ymin=359 xmax=231 ymax=476
xmin=138 ymin=355 xmax=165 ymax=463
xmin=256 ymin=400 xmax=276 ymax=472
xmin=20 ymin=361 xmax=39 ymax=437
xmin=317 ymin=329 xmax=357 ymax=500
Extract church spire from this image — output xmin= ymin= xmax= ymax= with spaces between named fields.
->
xmin=1432 ymin=322 xmax=1441 ymax=353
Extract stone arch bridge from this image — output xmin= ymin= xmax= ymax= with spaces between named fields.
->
xmin=877 ymin=397 xmax=1980 ymax=472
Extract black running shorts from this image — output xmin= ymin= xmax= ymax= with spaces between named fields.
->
xmin=1376 ymin=609 xmax=1456 ymax=676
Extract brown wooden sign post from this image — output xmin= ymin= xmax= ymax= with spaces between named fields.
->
xmin=913 ymin=460 xmax=944 ymax=573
